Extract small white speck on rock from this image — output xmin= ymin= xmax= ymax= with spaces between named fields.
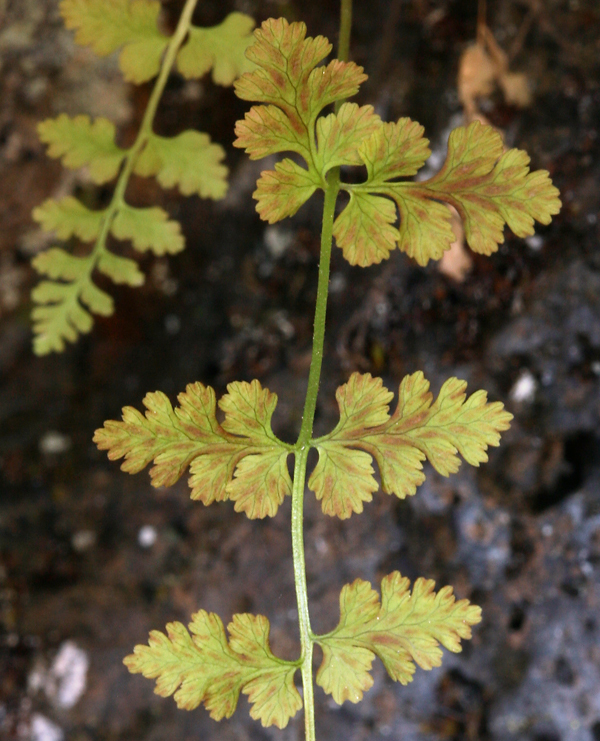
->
xmin=31 ymin=714 xmax=64 ymax=741
xmin=525 ymin=234 xmax=544 ymax=251
xmin=329 ymin=273 xmax=347 ymax=294
xmin=29 ymin=642 xmax=89 ymax=711
xmin=138 ymin=525 xmax=158 ymax=548
xmin=50 ymin=642 xmax=89 ymax=709
xmin=509 ymin=370 xmax=537 ymax=404
xmin=71 ymin=530 xmax=96 ymax=553
xmin=264 ymin=225 xmax=292 ymax=258
xmin=39 ymin=431 xmax=71 ymax=455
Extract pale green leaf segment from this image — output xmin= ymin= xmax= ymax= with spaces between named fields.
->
xmin=94 ymin=379 xmax=293 ymax=520
xmin=233 ymin=20 xmax=561 ymax=267
xmin=60 ymin=0 xmax=169 ymax=84
xmin=124 ymin=611 xmax=302 ymax=728
xmin=310 ymin=371 xmax=513 ymax=519
xmin=95 ymin=16 xmax=560 ymax=737
xmin=177 ymin=12 xmax=256 ymax=84
xmin=316 ymin=572 xmax=482 ymax=704
xmin=60 ymin=0 xmax=254 ymax=85
xmin=31 ymin=0 xmax=255 ymax=354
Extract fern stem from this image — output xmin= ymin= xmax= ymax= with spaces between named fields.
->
xmin=297 ymin=180 xmax=340 ymax=449
xmin=290 ymin=445 xmax=315 ymax=741
xmin=338 ymin=0 xmax=353 ymax=65
xmin=292 ymin=175 xmax=339 ymax=741
xmin=83 ymin=0 xmax=200 ymax=279
xmin=290 ymin=3 xmax=353 ymax=738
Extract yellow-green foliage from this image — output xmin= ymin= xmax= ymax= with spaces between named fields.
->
xmin=93 ymin=16 xmax=561 ymax=736
xmin=309 ymin=371 xmax=513 ymax=518
xmin=233 ymin=19 xmax=560 ymax=267
xmin=31 ymin=0 xmax=255 ymax=355
xmin=96 ymin=372 xmax=511 ymax=521
xmin=316 ymin=573 xmax=481 ymax=703
xmin=125 ymin=611 xmax=302 ymax=728
xmin=97 ymin=370 xmax=502 ymax=716
xmin=94 ymin=380 xmax=293 ymax=520
xmin=124 ymin=572 xmax=480 ymax=726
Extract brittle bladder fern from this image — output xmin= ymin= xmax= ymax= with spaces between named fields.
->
xmin=30 ymin=0 xmax=255 ymax=355
xmin=94 ymin=11 xmax=560 ymax=741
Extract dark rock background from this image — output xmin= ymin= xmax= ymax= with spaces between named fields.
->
xmin=1 ymin=0 xmax=599 ymax=739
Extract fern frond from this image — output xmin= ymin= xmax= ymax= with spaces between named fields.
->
xmin=316 ymin=572 xmax=481 ymax=703
xmin=94 ymin=380 xmax=293 ymax=519
xmin=125 ymin=610 xmax=301 ymax=727
xmin=336 ymin=120 xmax=562 ymax=266
xmin=309 ymin=372 xmax=513 ymax=518
xmin=31 ymin=5 xmax=255 ymax=353
xmin=134 ymin=131 xmax=228 ymax=199
xmin=177 ymin=12 xmax=255 ymax=84
xmin=37 ymin=115 xmax=126 ymax=184
xmin=60 ymin=0 xmax=169 ymax=83
xmin=30 ymin=262 xmax=113 ymax=355
xmin=234 ymin=21 xmax=561 ymax=267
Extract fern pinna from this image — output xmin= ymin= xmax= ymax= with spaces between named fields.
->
xmin=95 ymin=15 xmax=560 ymax=741
xmin=30 ymin=0 xmax=254 ymax=355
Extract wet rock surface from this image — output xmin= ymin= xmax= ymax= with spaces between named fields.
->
xmin=1 ymin=0 xmax=600 ymax=739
